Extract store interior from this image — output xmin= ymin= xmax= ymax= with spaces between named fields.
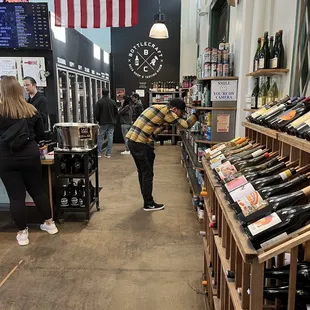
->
xmin=1 ymin=0 xmax=310 ymax=309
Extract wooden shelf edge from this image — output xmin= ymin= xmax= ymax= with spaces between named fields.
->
xmin=203 ymin=197 xmax=219 ymax=235
xmin=202 ymin=159 xmax=221 ymax=190
xmin=213 ymin=296 xmax=221 ymax=310
xmin=214 ymin=236 xmax=243 ymax=310
xmin=246 ymin=69 xmax=289 ymax=77
xmin=242 ymin=121 xmax=278 ymax=139
xmin=278 ymin=132 xmax=310 ymax=154
xmin=214 ymin=187 xmax=258 ymax=262
xmin=182 ymin=160 xmax=202 ymax=196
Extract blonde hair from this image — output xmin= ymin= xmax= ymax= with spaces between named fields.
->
xmin=0 ymin=76 xmax=37 ymax=119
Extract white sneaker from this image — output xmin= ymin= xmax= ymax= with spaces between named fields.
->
xmin=104 ymin=154 xmax=111 ymax=159
xmin=121 ymin=150 xmax=130 ymax=155
xmin=16 ymin=228 xmax=29 ymax=246
xmin=40 ymin=221 xmax=58 ymax=235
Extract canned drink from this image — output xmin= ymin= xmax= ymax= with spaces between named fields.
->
xmin=223 ymin=49 xmax=228 ymax=63
xmin=211 ymin=48 xmax=218 ymax=63
xmin=211 ymin=63 xmax=217 ymax=77
xmin=217 ymin=63 xmax=223 ymax=77
xmin=204 ymin=62 xmax=211 ymax=77
xmin=204 ymin=48 xmax=211 ymax=63
xmin=223 ymin=63 xmax=229 ymax=77
xmin=219 ymin=42 xmax=225 ymax=51
xmin=217 ymin=50 xmax=222 ymax=64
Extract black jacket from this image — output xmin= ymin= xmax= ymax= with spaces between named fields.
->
xmin=119 ymin=103 xmax=133 ymax=125
xmin=27 ymin=92 xmax=49 ymax=130
xmin=0 ymin=112 xmax=45 ymax=157
xmin=94 ymin=96 xmax=118 ymax=125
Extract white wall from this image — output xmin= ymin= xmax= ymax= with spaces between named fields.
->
xmin=179 ymin=0 xmax=198 ymax=80
xmin=31 ymin=0 xmax=111 ymax=52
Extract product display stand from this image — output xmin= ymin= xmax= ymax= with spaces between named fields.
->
xmin=202 ymin=122 xmax=310 ymax=310
xmin=54 ymin=147 xmax=100 ymax=225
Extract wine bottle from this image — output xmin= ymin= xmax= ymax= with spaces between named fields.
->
xmin=269 ymin=36 xmax=274 ymax=69
xmin=242 ymin=161 xmax=286 ymax=181
xmin=297 ymin=118 xmax=310 ymax=139
xmin=224 ymin=168 xmax=296 ymax=203
xmin=244 ymin=203 xmax=310 ymax=249
xmin=264 ymin=265 xmax=310 ymax=284
xmin=257 ymin=77 xmax=268 ymax=108
xmin=258 ymin=32 xmax=269 ymax=69
xmin=253 ymin=37 xmax=261 ymax=72
xmin=223 ymin=144 xmax=261 ymax=158
xmin=251 ymin=78 xmax=259 ymax=109
xmin=266 ymin=78 xmax=279 ymax=104
xmin=205 ymin=137 xmax=243 ymax=158
xmin=238 ymin=184 xmax=310 ymax=226
xmin=239 ymin=157 xmax=280 ymax=174
xmin=234 ymin=153 xmax=270 ymax=171
xmin=286 ymin=111 xmax=310 ymax=135
xmin=227 ymin=146 xmax=265 ymax=164
xmin=230 ymin=174 xmax=308 ymax=214
xmin=273 ymin=97 xmax=310 ymax=131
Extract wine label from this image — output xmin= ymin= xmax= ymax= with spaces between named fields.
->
xmin=225 ymin=175 xmax=248 ymax=193
xmin=251 ymin=149 xmax=263 ymax=158
xmin=279 ymin=170 xmax=292 ymax=181
xmin=210 ymin=154 xmax=226 ymax=169
xmin=290 ymin=111 xmax=310 ymax=128
xmin=279 ymin=110 xmax=297 ymax=121
xmin=260 ymin=232 xmax=288 ymax=249
xmin=257 ymin=97 xmax=264 ymax=108
xmin=215 ymin=162 xmax=238 ymax=181
xmin=265 ymin=104 xmax=285 ymax=116
xmin=230 ymin=182 xmax=256 ymax=202
xmin=252 ymin=107 xmax=267 ymax=119
xmin=258 ymin=58 xmax=265 ymax=69
xmin=304 ymin=118 xmax=310 ymax=126
xmin=247 ymin=213 xmax=282 ymax=236
xmin=223 ymin=172 xmax=243 ymax=184
xmin=237 ymin=191 xmax=267 ymax=216
xmin=210 ymin=151 xmax=223 ymax=160
xmin=271 ymin=57 xmax=278 ymax=69
xmin=206 ymin=144 xmax=226 ymax=158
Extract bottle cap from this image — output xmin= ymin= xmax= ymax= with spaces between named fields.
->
xmin=209 ymin=222 xmax=216 ymax=228
xmin=211 ymin=215 xmax=216 ymax=222
xmin=202 ymin=280 xmax=207 ymax=286
xmin=263 ymin=153 xmax=270 ymax=159
xmin=226 ymin=270 xmax=235 ymax=278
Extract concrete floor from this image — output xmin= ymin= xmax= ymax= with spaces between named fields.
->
xmin=0 ymin=144 xmax=205 ymax=310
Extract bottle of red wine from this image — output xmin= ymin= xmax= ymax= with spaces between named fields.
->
xmin=243 ymin=161 xmax=286 ymax=181
xmin=244 ymin=204 xmax=310 ymax=249
xmin=227 ymin=147 xmax=265 ymax=164
xmin=286 ymin=111 xmax=310 ymax=135
xmin=273 ymin=97 xmax=310 ymax=131
xmin=230 ymin=175 xmax=308 ymax=214
xmin=234 ymin=153 xmax=270 ymax=171
xmin=238 ymin=184 xmax=310 ymax=226
xmin=224 ymin=168 xmax=296 ymax=203
xmin=240 ymin=157 xmax=280 ymax=174
xmin=264 ymin=265 xmax=310 ymax=284
xmin=296 ymin=118 xmax=310 ymax=138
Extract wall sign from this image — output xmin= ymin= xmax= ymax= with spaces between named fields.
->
xmin=217 ymin=114 xmax=230 ymax=132
xmin=211 ymin=80 xmax=237 ymax=101
xmin=128 ymin=41 xmax=164 ymax=79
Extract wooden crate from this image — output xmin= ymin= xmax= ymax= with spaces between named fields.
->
xmin=201 ymin=122 xmax=310 ymax=310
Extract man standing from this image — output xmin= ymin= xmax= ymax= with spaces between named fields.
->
xmin=23 ymin=76 xmax=49 ymax=130
xmin=126 ymin=99 xmax=199 ymax=212
xmin=131 ymin=93 xmax=144 ymax=122
xmin=95 ymin=89 xmax=118 ymax=158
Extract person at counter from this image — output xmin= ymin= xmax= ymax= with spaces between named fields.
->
xmin=0 ymin=76 xmax=58 ymax=246
xmin=131 ymin=93 xmax=144 ymax=122
xmin=23 ymin=76 xmax=49 ymax=131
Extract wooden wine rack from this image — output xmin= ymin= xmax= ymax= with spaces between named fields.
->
xmin=202 ymin=121 xmax=310 ymax=310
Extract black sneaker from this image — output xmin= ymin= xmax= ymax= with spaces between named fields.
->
xmin=143 ymin=202 xmax=165 ymax=212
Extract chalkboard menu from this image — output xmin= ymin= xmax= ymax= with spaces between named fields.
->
xmin=0 ymin=3 xmax=50 ymax=49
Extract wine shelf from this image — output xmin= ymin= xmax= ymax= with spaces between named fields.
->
xmin=202 ymin=121 xmax=310 ymax=310
xmin=187 ymin=105 xmax=237 ymax=111
xmin=243 ymin=108 xmax=258 ymax=113
xmin=246 ymin=69 xmax=289 ymax=77
xmin=180 ymin=131 xmax=204 ymax=171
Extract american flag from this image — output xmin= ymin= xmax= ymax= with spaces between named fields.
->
xmin=54 ymin=0 xmax=138 ymax=28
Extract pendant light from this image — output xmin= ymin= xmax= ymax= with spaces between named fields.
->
xmin=149 ymin=0 xmax=169 ymax=39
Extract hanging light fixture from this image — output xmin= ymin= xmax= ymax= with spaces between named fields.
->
xmin=149 ymin=0 xmax=169 ymax=39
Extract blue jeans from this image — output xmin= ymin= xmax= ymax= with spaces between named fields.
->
xmin=121 ymin=124 xmax=131 ymax=151
xmin=98 ymin=124 xmax=115 ymax=155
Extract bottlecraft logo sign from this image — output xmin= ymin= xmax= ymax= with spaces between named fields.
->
xmin=128 ymin=42 xmax=164 ymax=79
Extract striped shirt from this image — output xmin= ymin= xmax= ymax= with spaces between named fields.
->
xmin=126 ymin=104 xmax=198 ymax=144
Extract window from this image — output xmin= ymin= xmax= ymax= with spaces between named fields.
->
xmin=93 ymin=44 xmax=101 ymax=60
xmin=103 ymin=51 xmax=110 ymax=64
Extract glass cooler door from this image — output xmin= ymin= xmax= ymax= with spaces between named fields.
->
xmin=85 ymin=77 xmax=92 ymax=123
xmin=68 ymin=72 xmax=78 ymax=122
xmin=91 ymin=79 xmax=97 ymax=122
xmin=57 ymin=69 xmax=69 ymax=123
xmin=77 ymin=75 xmax=86 ymax=122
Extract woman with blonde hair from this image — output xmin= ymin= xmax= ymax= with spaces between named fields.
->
xmin=0 ymin=76 xmax=58 ymax=246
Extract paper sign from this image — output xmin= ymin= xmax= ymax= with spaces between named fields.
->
xmin=136 ymin=89 xmax=145 ymax=97
xmin=22 ymin=57 xmax=47 ymax=87
xmin=0 ymin=58 xmax=17 ymax=78
xmin=217 ymin=114 xmax=230 ymax=132
xmin=211 ymin=80 xmax=237 ymax=101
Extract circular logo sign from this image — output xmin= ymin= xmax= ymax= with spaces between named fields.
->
xmin=128 ymin=42 xmax=164 ymax=79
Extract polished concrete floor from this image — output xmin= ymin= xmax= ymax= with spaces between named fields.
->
xmin=0 ymin=144 xmax=205 ymax=310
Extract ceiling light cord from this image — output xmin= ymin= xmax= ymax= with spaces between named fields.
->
xmin=158 ymin=0 xmax=161 ymax=13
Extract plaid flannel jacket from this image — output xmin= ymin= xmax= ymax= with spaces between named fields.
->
xmin=126 ymin=104 xmax=198 ymax=144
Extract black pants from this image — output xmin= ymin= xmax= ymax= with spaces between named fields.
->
xmin=128 ymin=140 xmax=155 ymax=205
xmin=0 ymin=153 xmax=52 ymax=230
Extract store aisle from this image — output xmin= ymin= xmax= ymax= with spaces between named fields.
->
xmin=0 ymin=145 xmax=205 ymax=310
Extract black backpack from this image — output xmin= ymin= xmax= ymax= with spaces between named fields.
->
xmin=0 ymin=118 xmax=31 ymax=152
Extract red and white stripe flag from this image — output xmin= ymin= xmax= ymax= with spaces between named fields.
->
xmin=54 ymin=0 xmax=138 ymax=28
